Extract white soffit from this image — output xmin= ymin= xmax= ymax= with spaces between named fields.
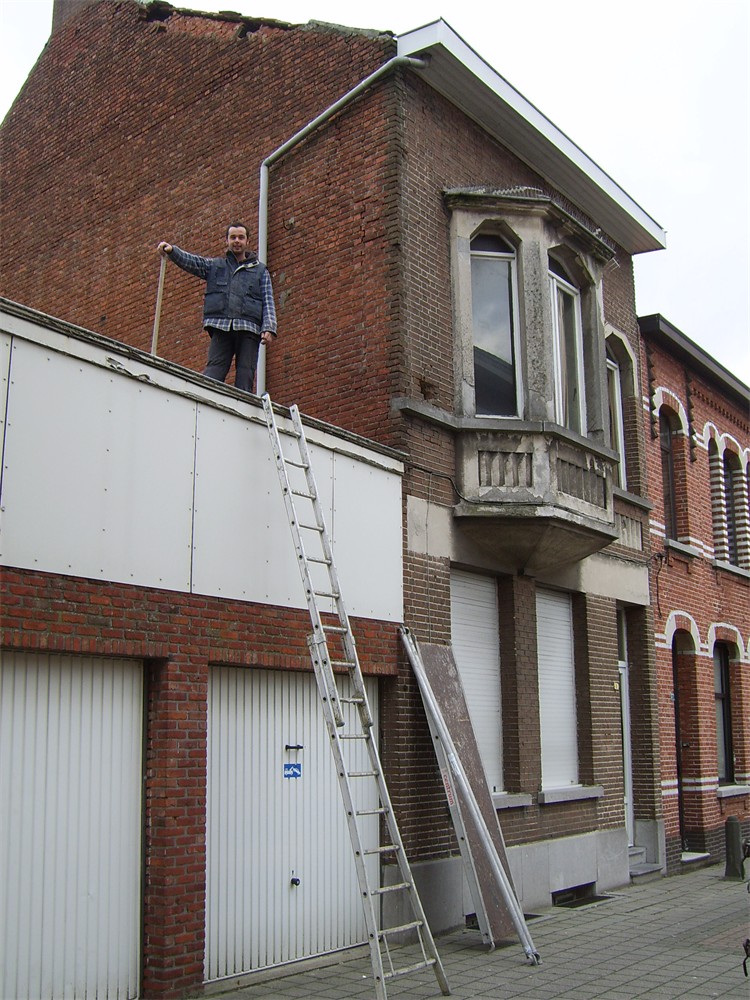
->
xmin=398 ymin=20 xmax=666 ymax=255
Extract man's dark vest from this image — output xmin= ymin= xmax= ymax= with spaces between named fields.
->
xmin=203 ymin=255 xmax=265 ymax=324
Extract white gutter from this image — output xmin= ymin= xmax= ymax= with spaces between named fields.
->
xmin=256 ymin=54 xmax=427 ymax=394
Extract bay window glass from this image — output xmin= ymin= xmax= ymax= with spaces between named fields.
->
xmin=549 ymin=258 xmax=586 ymax=435
xmin=470 ymin=234 xmax=519 ymax=416
xmin=607 ymin=353 xmax=627 ymax=488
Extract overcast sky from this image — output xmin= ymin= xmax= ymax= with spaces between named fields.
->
xmin=2 ymin=0 xmax=748 ymax=385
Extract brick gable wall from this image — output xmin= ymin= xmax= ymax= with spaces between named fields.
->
xmin=1 ymin=1 xmax=402 ymax=442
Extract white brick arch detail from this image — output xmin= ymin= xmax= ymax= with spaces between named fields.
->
xmin=652 ymin=387 xmax=689 ymax=436
xmin=707 ymin=622 xmax=748 ymax=664
xmin=702 ymin=423 xmax=750 ymax=472
xmin=662 ymin=610 xmax=702 ymax=653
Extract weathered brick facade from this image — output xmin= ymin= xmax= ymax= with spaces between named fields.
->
xmin=639 ymin=314 xmax=750 ymax=871
xmin=4 ymin=1 xmax=729 ymax=996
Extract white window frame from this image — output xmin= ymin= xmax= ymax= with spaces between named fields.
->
xmin=469 ymin=235 xmax=523 ymax=417
xmin=607 ymin=355 xmax=628 ymax=488
xmin=549 ymin=267 xmax=587 ymax=435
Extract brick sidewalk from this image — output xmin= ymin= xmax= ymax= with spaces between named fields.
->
xmin=202 ymin=865 xmax=750 ymax=999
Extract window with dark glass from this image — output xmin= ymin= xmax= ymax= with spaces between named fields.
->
xmin=659 ymin=410 xmax=678 ymax=540
xmin=713 ymin=645 xmax=734 ymax=783
xmin=549 ymin=257 xmax=585 ymax=434
xmin=470 ymin=234 xmax=518 ymax=416
xmin=607 ymin=351 xmax=627 ymax=488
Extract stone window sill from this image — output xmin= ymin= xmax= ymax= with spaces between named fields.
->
xmin=711 ymin=561 xmax=750 ymax=581
xmin=716 ymin=783 xmax=750 ymax=799
xmin=538 ymin=785 xmax=604 ymax=805
xmin=492 ymin=792 xmax=533 ymax=809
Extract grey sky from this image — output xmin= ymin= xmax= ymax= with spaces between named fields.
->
xmin=2 ymin=0 xmax=748 ymax=384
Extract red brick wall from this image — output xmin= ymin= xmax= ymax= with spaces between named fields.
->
xmin=641 ymin=332 xmax=750 ymax=868
xmin=0 ymin=1 xmax=401 ymax=442
xmin=1 ymin=565 xmax=397 ymax=997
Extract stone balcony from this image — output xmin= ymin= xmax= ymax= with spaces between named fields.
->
xmin=453 ymin=426 xmax=619 ymax=572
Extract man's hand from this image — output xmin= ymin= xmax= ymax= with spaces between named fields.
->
xmin=260 ymin=331 xmax=274 ymax=346
xmin=157 ymin=241 xmax=173 ymax=256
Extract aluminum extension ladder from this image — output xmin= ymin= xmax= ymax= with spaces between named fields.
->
xmin=262 ymin=394 xmax=450 ymax=1000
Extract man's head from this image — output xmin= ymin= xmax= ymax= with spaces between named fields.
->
xmin=225 ymin=223 xmax=249 ymax=258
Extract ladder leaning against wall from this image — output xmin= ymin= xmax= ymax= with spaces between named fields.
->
xmin=262 ymin=394 xmax=450 ymax=1000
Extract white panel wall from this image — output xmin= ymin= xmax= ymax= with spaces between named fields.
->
xmin=0 ymin=337 xmax=196 ymax=590
xmin=0 ymin=653 xmax=143 ymax=1000
xmin=0 ymin=312 xmax=403 ymax=622
xmin=205 ymin=667 xmax=379 ymax=980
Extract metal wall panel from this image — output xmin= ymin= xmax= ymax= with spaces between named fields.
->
xmin=205 ymin=667 xmax=379 ymax=981
xmin=0 ymin=338 xmax=195 ymax=590
xmin=0 ymin=315 xmax=404 ymax=622
xmin=331 ymin=451 xmax=404 ymax=623
xmin=0 ymin=652 xmax=143 ymax=1000
xmin=190 ymin=405 xmax=304 ymax=607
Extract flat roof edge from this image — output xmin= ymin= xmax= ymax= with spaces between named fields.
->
xmin=397 ymin=20 xmax=667 ymax=254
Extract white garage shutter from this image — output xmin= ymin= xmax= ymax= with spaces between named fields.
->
xmin=205 ymin=667 xmax=379 ymax=981
xmin=536 ymin=589 xmax=579 ymax=788
xmin=0 ymin=652 xmax=143 ymax=1000
xmin=450 ymin=570 xmax=503 ymax=793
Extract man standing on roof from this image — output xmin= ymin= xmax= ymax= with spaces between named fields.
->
xmin=158 ymin=223 xmax=277 ymax=392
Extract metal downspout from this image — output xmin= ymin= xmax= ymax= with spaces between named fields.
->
xmin=255 ymin=53 xmax=428 ymax=394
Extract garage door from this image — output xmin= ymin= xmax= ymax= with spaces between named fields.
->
xmin=205 ymin=667 xmax=379 ymax=981
xmin=0 ymin=652 xmax=143 ymax=1000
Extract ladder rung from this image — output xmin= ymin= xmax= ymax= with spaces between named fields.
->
xmin=339 ymin=732 xmax=369 ymax=741
xmin=331 ymin=659 xmax=356 ymax=669
xmin=372 ymin=881 xmax=409 ymax=895
xmin=299 ymin=523 xmax=323 ymax=532
xmin=365 ymin=844 xmax=400 ymax=855
xmin=356 ymin=807 xmax=387 ymax=817
xmin=283 ymin=458 xmax=308 ymax=469
xmin=291 ymin=488 xmax=315 ymax=498
xmin=323 ymin=625 xmax=348 ymax=634
xmin=383 ymin=958 xmax=436 ymax=980
xmin=348 ymin=770 xmax=379 ymax=778
xmin=315 ymin=590 xmax=340 ymax=599
xmin=340 ymin=696 xmax=366 ymax=705
xmin=308 ymin=556 xmax=332 ymax=565
xmin=379 ymin=919 xmax=422 ymax=938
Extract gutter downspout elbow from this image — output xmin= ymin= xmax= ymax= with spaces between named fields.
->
xmin=256 ymin=54 xmax=428 ymax=394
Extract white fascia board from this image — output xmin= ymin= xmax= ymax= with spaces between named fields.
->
xmin=398 ymin=20 xmax=666 ymax=254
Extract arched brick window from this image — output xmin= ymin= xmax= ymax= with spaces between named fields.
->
xmin=659 ymin=408 xmax=680 ymax=541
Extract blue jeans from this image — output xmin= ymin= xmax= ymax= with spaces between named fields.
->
xmin=203 ymin=328 xmax=261 ymax=392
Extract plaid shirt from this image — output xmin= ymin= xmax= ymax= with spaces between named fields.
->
xmin=169 ymin=246 xmax=277 ymax=336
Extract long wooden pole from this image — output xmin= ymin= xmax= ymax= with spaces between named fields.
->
xmin=150 ymin=254 xmax=167 ymax=356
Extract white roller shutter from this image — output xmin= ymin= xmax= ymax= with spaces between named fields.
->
xmin=536 ymin=589 xmax=579 ymax=788
xmin=0 ymin=652 xmax=143 ymax=1000
xmin=205 ymin=667 xmax=379 ymax=981
xmin=450 ymin=570 xmax=503 ymax=793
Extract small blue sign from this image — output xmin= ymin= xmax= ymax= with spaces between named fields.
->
xmin=284 ymin=763 xmax=302 ymax=779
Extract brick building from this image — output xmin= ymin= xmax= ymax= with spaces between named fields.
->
xmin=638 ymin=314 xmax=750 ymax=871
xmin=0 ymin=1 xmax=685 ymax=996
